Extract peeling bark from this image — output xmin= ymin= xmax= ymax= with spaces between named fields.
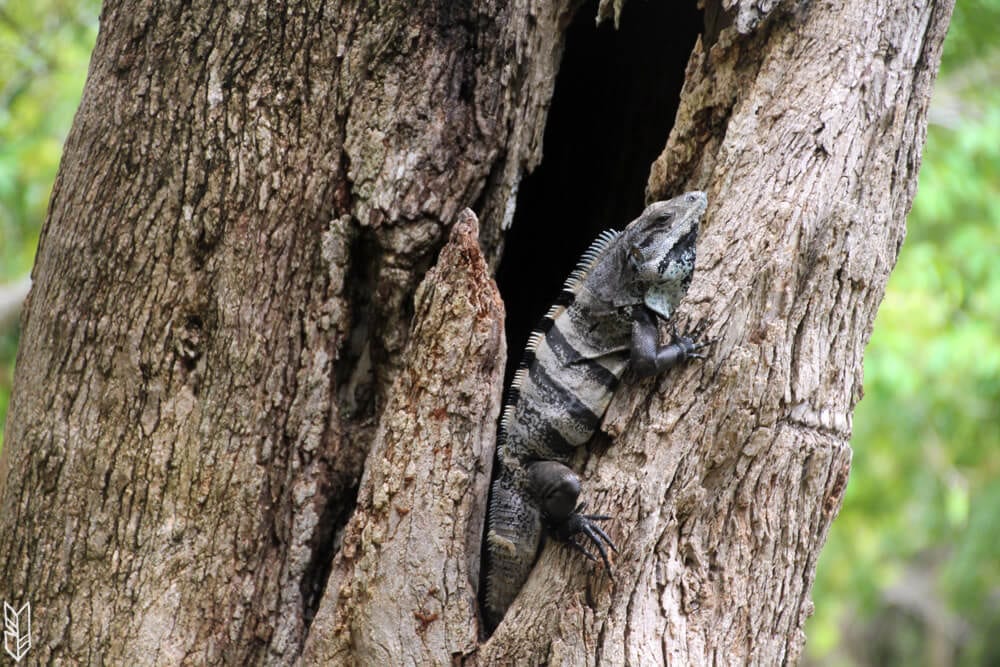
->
xmin=0 ymin=0 xmax=951 ymax=664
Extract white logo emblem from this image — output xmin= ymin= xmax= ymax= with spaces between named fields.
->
xmin=3 ymin=602 xmax=30 ymax=663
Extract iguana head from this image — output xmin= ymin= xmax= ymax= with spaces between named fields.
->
xmin=610 ymin=190 xmax=707 ymax=317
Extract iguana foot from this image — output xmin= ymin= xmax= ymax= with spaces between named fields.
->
xmin=527 ymin=461 xmax=619 ymax=577
xmin=632 ymin=308 xmax=713 ymax=377
xmin=668 ymin=321 xmax=714 ymax=361
xmin=551 ymin=502 xmax=618 ymax=579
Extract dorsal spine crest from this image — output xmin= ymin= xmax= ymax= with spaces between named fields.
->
xmin=562 ymin=229 xmax=620 ymax=291
xmin=499 ymin=229 xmax=620 ymax=441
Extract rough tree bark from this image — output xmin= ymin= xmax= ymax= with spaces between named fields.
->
xmin=0 ymin=1 xmax=571 ymax=663
xmin=0 ymin=0 xmax=951 ymax=665
xmin=482 ymin=0 xmax=954 ymax=662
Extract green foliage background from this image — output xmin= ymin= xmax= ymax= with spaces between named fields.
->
xmin=0 ymin=2 xmax=996 ymax=664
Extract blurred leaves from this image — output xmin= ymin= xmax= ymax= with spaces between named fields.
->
xmin=0 ymin=0 xmax=100 ymax=282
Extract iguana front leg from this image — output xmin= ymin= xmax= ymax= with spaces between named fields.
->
xmin=630 ymin=306 xmax=706 ymax=378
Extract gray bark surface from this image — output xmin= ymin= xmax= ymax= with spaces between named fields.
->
xmin=0 ymin=0 xmax=951 ymax=665
xmin=300 ymin=210 xmax=504 ymax=664
xmin=477 ymin=1 xmax=953 ymax=664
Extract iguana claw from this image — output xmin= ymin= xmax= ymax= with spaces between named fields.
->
xmin=554 ymin=502 xmax=618 ymax=579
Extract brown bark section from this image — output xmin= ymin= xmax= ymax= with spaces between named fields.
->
xmin=476 ymin=0 xmax=954 ymax=664
xmin=300 ymin=210 xmax=503 ymax=664
xmin=0 ymin=1 xmax=570 ymax=663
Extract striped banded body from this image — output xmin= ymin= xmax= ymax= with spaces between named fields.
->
xmin=483 ymin=191 xmax=708 ymax=630
xmin=503 ymin=231 xmax=632 ymax=465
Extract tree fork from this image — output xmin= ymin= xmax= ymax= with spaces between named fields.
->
xmin=0 ymin=0 xmax=952 ymax=664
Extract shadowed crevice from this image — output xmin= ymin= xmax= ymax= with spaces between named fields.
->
xmin=495 ymin=0 xmax=703 ymax=386
xmin=482 ymin=0 xmax=702 ymax=633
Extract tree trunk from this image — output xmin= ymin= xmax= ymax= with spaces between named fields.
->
xmin=299 ymin=210 xmax=505 ymax=664
xmin=0 ymin=0 xmax=951 ymax=665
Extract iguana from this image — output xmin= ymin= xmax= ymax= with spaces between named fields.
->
xmin=483 ymin=190 xmax=709 ymax=630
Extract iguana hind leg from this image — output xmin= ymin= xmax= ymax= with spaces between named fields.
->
xmin=527 ymin=461 xmax=618 ymax=576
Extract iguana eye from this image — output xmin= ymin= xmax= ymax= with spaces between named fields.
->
xmin=659 ymin=212 xmax=674 ymax=223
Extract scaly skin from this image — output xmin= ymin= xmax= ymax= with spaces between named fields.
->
xmin=483 ymin=191 xmax=710 ymax=630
